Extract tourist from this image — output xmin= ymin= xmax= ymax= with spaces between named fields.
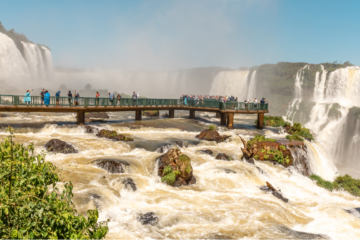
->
xmin=68 ymin=91 xmax=72 ymax=106
xmin=44 ymin=90 xmax=50 ymax=107
xmin=137 ymin=92 xmax=140 ymax=99
xmin=184 ymin=95 xmax=188 ymax=106
xmin=260 ymin=98 xmax=265 ymax=110
xmin=132 ymin=91 xmax=137 ymax=106
xmin=24 ymin=90 xmax=31 ymax=106
xmin=95 ymin=91 xmax=100 ymax=106
xmin=117 ymin=94 xmax=121 ymax=106
xmin=74 ymin=90 xmax=79 ymax=106
xmin=109 ymin=92 xmax=114 ymax=106
xmin=254 ymin=98 xmax=258 ymax=110
xmin=55 ymin=91 xmax=61 ymax=107
xmin=40 ymin=89 xmax=45 ymax=105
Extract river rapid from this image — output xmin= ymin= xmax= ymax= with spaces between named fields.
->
xmin=1 ymin=111 xmax=360 ymax=239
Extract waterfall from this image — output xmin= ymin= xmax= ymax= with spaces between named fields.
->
xmin=41 ymin=46 xmax=54 ymax=80
xmin=247 ymin=70 xmax=257 ymax=99
xmin=22 ymin=42 xmax=46 ymax=81
xmin=286 ymin=65 xmax=309 ymax=121
xmin=0 ymin=32 xmax=29 ymax=80
xmin=209 ymin=70 xmax=249 ymax=99
xmin=313 ymin=65 xmax=327 ymax=102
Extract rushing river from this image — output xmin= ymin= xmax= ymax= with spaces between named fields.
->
xmin=1 ymin=111 xmax=360 ymax=239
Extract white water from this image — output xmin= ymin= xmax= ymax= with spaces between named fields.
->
xmin=209 ymin=70 xmax=258 ymax=100
xmin=0 ymin=32 xmax=29 ymax=80
xmin=22 ymin=42 xmax=46 ymax=80
xmin=0 ymin=113 xmax=359 ymax=239
xmin=41 ymin=46 xmax=54 ymax=80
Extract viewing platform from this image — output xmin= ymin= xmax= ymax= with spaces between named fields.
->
xmin=0 ymin=95 xmax=269 ymax=129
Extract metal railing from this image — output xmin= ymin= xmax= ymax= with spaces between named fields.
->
xmin=0 ymin=95 xmax=268 ymax=111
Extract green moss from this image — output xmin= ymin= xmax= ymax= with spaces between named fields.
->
xmin=185 ymin=164 xmax=192 ymax=173
xmin=264 ymin=154 xmax=269 ymax=160
xmin=254 ymin=155 xmax=259 ymax=159
xmin=256 ymin=116 xmax=290 ymax=127
xmin=286 ymin=134 xmax=304 ymax=141
xmin=279 ymin=145 xmax=286 ymax=151
xmin=163 ymin=165 xmax=172 ymax=175
xmin=161 ymin=166 xmax=180 ymax=185
xmin=179 ymin=154 xmax=191 ymax=162
xmin=248 ymin=135 xmax=276 ymax=147
xmin=209 ymin=125 xmax=216 ymax=131
xmin=288 ymin=122 xmax=314 ymax=140
xmin=310 ymin=174 xmax=360 ymax=197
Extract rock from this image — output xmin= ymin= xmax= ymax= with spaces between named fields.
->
xmin=224 ymin=169 xmax=236 ymax=174
xmin=199 ymin=149 xmax=213 ymax=155
xmin=278 ymin=226 xmax=328 ymax=239
xmin=143 ymin=110 xmax=159 ymax=117
xmin=245 ymin=158 xmax=255 ymax=164
xmin=175 ymin=141 xmax=184 ymax=148
xmin=84 ymin=125 xmax=98 ymax=133
xmin=161 ymin=113 xmax=169 ymax=118
xmin=44 ymin=139 xmax=78 ymax=154
xmin=157 ymin=148 xmax=195 ymax=186
xmin=260 ymin=182 xmax=289 ymax=203
xmin=134 ymin=144 xmax=145 ymax=149
xmin=0 ymin=114 xmax=9 ymax=117
xmin=256 ymin=167 xmax=264 ymax=174
xmin=137 ymin=212 xmax=159 ymax=225
xmin=155 ymin=144 xmax=173 ymax=153
xmin=85 ymin=112 xmax=109 ymax=119
xmin=93 ymin=159 xmax=125 ymax=174
xmin=345 ymin=208 xmax=360 ymax=218
xmin=215 ymin=153 xmax=233 ymax=161
xmin=96 ymin=129 xmax=133 ymax=141
xmin=122 ymin=178 xmax=137 ymax=191
xmin=188 ymin=175 xmax=197 ymax=184
xmin=196 ymin=129 xmax=230 ymax=143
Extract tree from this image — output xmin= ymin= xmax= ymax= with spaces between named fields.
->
xmin=0 ymin=127 xmax=109 ymax=239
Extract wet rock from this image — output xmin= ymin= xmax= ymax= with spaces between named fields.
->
xmin=0 ymin=114 xmax=9 ymax=117
xmin=137 ymin=212 xmax=159 ymax=225
xmin=96 ymin=129 xmax=133 ymax=141
xmin=44 ymin=139 xmax=78 ymax=154
xmin=155 ymin=144 xmax=173 ymax=153
xmin=93 ymin=159 xmax=125 ymax=174
xmin=224 ymin=169 xmax=236 ymax=174
xmin=256 ymin=166 xmax=264 ymax=174
xmin=84 ymin=125 xmax=98 ymax=133
xmin=278 ymin=226 xmax=328 ymax=239
xmin=142 ymin=110 xmax=159 ymax=117
xmin=135 ymin=144 xmax=145 ymax=149
xmin=345 ymin=208 xmax=360 ymax=218
xmin=188 ymin=175 xmax=197 ymax=184
xmin=175 ymin=141 xmax=184 ymax=148
xmin=161 ymin=113 xmax=169 ymax=118
xmin=90 ymin=193 xmax=101 ymax=199
xmin=245 ymin=158 xmax=255 ymax=164
xmin=199 ymin=149 xmax=213 ymax=155
xmin=122 ymin=178 xmax=137 ymax=191
xmin=215 ymin=153 xmax=233 ymax=161
xmin=260 ymin=182 xmax=289 ymax=203
xmin=157 ymin=148 xmax=195 ymax=187
xmin=85 ymin=112 xmax=109 ymax=119
xmin=196 ymin=129 xmax=230 ymax=143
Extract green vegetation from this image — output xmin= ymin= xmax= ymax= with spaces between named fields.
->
xmin=310 ymin=174 xmax=360 ymax=197
xmin=179 ymin=154 xmax=190 ymax=162
xmin=0 ymin=127 xmax=108 ymax=239
xmin=161 ymin=166 xmax=180 ymax=185
xmin=286 ymin=134 xmax=304 ymax=141
xmin=255 ymin=116 xmax=291 ymax=127
xmin=288 ymin=122 xmax=314 ymax=140
xmin=209 ymin=125 xmax=216 ymax=131
xmin=248 ymin=135 xmax=276 ymax=147
xmin=264 ymin=149 xmax=291 ymax=165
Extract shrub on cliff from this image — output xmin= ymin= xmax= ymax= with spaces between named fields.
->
xmin=310 ymin=174 xmax=360 ymax=197
xmin=256 ymin=116 xmax=290 ymax=127
xmin=0 ymin=127 xmax=108 ymax=239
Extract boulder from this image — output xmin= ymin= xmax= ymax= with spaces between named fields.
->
xmin=260 ymin=181 xmax=289 ymax=203
xmin=85 ymin=112 xmax=109 ymax=119
xmin=161 ymin=113 xmax=169 ymax=118
xmin=122 ymin=178 xmax=137 ymax=191
xmin=155 ymin=144 xmax=173 ymax=153
xmin=0 ymin=114 xmax=9 ymax=117
xmin=44 ymin=139 xmax=78 ymax=154
xmin=84 ymin=125 xmax=98 ymax=133
xmin=199 ymin=149 xmax=213 ymax=155
xmin=224 ymin=168 xmax=236 ymax=174
xmin=137 ymin=212 xmax=159 ymax=225
xmin=175 ymin=141 xmax=184 ymax=148
xmin=196 ymin=129 xmax=230 ymax=143
xmin=245 ymin=158 xmax=255 ymax=164
xmin=215 ymin=153 xmax=233 ymax=161
xmin=278 ymin=226 xmax=327 ymax=239
xmin=96 ymin=129 xmax=133 ymax=141
xmin=143 ymin=110 xmax=159 ymax=117
xmin=93 ymin=159 xmax=125 ymax=174
xmin=157 ymin=148 xmax=196 ymax=187
xmin=240 ymin=136 xmax=311 ymax=176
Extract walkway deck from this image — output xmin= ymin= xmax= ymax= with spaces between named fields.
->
xmin=0 ymin=95 xmax=268 ymax=129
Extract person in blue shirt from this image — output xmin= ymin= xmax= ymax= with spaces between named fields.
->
xmin=44 ymin=91 xmax=50 ymax=107
xmin=55 ymin=91 xmax=61 ymax=107
xmin=109 ymin=92 xmax=114 ymax=106
xmin=23 ymin=90 xmax=31 ymax=106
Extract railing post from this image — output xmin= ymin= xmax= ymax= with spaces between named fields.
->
xmin=227 ymin=113 xmax=234 ymax=129
xmin=257 ymin=113 xmax=264 ymax=129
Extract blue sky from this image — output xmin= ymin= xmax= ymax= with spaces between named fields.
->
xmin=1 ymin=0 xmax=359 ymax=70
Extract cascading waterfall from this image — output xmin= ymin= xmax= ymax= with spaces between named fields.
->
xmin=286 ymin=65 xmax=309 ymax=121
xmin=209 ymin=70 xmax=258 ymax=100
xmin=0 ymin=32 xmax=29 ymax=79
xmin=22 ymin=42 xmax=46 ymax=80
xmin=41 ymin=46 xmax=54 ymax=80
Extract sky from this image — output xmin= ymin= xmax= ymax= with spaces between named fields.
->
xmin=0 ymin=0 xmax=359 ymax=71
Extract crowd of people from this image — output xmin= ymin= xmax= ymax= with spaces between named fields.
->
xmin=180 ymin=94 xmax=238 ymax=104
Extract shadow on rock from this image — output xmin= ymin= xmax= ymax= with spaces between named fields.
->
xmin=45 ymin=139 xmax=78 ymax=154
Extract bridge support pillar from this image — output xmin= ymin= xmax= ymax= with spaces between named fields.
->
xmin=227 ymin=113 xmax=234 ymax=129
xmin=216 ymin=112 xmax=221 ymax=118
xmin=189 ymin=110 xmax=195 ymax=119
xmin=220 ymin=113 xmax=227 ymax=126
xmin=169 ymin=109 xmax=175 ymax=118
xmin=77 ymin=111 xmax=85 ymax=125
xmin=135 ymin=110 xmax=142 ymax=120
xmin=257 ymin=113 xmax=264 ymax=129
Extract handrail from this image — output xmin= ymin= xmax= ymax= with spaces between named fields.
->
xmin=0 ymin=95 xmax=268 ymax=111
